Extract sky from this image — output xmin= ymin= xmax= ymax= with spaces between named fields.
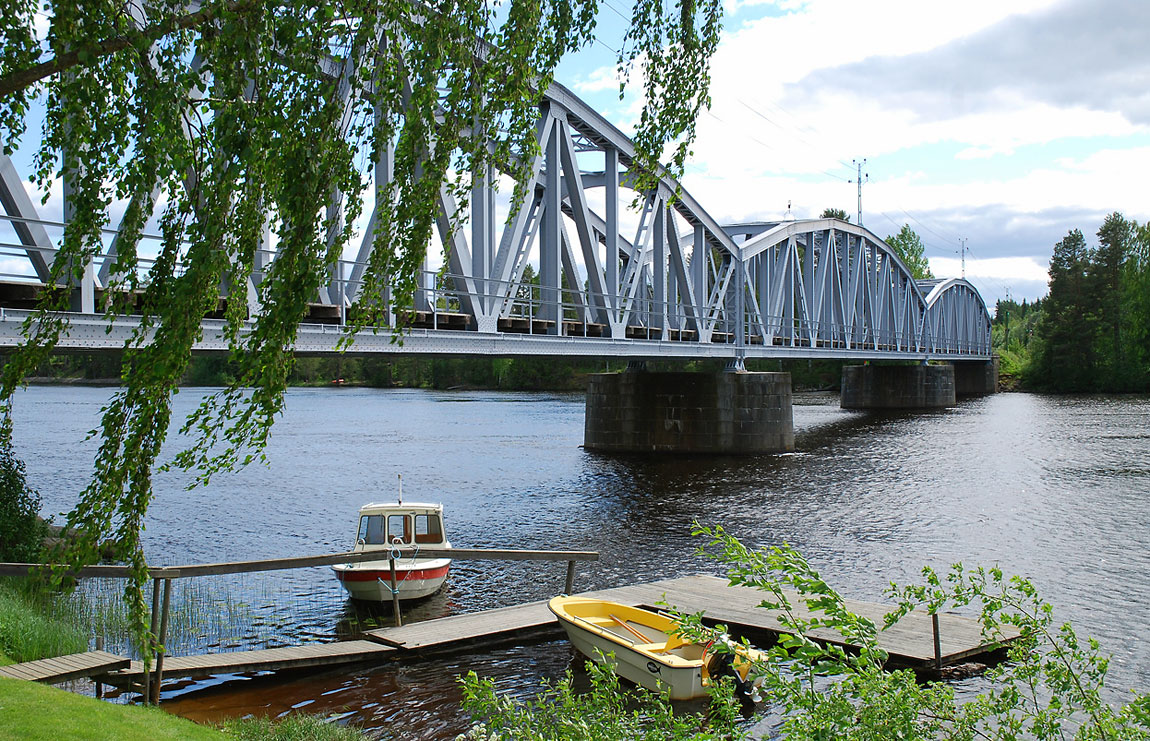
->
xmin=4 ymin=0 xmax=1147 ymax=313
xmin=556 ymin=0 xmax=1150 ymax=308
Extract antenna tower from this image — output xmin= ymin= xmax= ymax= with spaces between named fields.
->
xmin=850 ymin=158 xmax=868 ymax=225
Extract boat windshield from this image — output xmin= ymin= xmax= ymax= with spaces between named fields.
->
xmin=414 ymin=513 xmax=443 ymax=544
xmin=358 ymin=512 xmax=443 ymax=545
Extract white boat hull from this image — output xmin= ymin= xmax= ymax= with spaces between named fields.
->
xmin=332 ymin=557 xmax=451 ymax=602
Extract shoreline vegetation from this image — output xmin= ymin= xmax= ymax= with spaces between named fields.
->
xmin=20 ymin=355 xmax=851 ymax=394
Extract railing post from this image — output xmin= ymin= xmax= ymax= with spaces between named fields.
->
xmin=95 ymin=635 xmax=104 ymax=698
xmin=144 ymin=576 xmax=161 ymax=704
xmin=564 ymin=560 xmax=576 ymax=595
xmin=152 ymin=577 xmax=172 ymax=704
xmin=932 ymin=612 xmax=942 ymax=670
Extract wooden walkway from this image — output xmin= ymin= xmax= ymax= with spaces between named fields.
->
xmin=0 ymin=650 xmax=129 ymax=684
xmin=366 ymin=575 xmax=1018 ymax=667
xmin=103 ymin=640 xmax=395 ymax=687
xmin=0 ymin=574 xmax=1015 ymax=694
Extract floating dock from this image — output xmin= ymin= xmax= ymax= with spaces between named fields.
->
xmin=0 ymin=574 xmax=1016 ymax=693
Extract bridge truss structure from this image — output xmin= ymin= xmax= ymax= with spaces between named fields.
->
xmin=0 ymin=82 xmax=991 ymax=363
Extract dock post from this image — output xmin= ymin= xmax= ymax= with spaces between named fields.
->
xmin=95 ymin=636 xmax=104 ymax=698
xmin=143 ymin=576 xmax=161 ymax=705
xmin=152 ymin=578 xmax=172 ymax=704
xmin=564 ymin=560 xmax=576 ymax=594
xmin=932 ymin=612 xmax=942 ymax=669
xmin=388 ymin=558 xmax=402 ymax=627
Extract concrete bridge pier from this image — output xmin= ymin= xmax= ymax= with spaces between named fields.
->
xmin=840 ymin=363 xmax=956 ymax=410
xmin=953 ymin=358 xmax=999 ymax=396
xmin=584 ymin=367 xmax=795 ymax=454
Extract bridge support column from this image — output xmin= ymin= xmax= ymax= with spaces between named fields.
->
xmin=840 ymin=364 xmax=955 ymax=409
xmin=952 ymin=357 xmax=999 ymax=396
xmin=584 ymin=370 xmax=794 ymax=454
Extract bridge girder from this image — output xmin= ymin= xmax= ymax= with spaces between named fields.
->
xmin=0 ymin=71 xmax=992 ymax=360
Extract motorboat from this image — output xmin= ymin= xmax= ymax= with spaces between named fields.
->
xmin=332 ymin=499 xmax=451 ymax=602
xmin=548 ymin=595 xmax=763 ymax=701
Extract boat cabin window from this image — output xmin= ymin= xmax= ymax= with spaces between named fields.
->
xmin=388 ymin=514 xmax=412 ymax=544
xmin=357 ymin=515 xmax=387 ymax=545
xmin=414 ymin=514 xmax=442 ymax=544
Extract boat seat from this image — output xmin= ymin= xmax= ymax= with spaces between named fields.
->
xmin=580 ymin=617 xmax=617 ymax=627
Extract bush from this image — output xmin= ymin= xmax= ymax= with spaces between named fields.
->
xmin=459 ymin=658 xmax=747 ymax=740
xmin=0 ymin=442 xmax=46 ymax=563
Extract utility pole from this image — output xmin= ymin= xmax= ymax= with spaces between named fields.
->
xmin=958 ymin=236 xmax=967 ymax=278
xmin=850 ymin=158 xmax=868 ymax=225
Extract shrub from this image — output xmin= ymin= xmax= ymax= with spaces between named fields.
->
xmin=459 ymin=658 xmax=747 ymax=740
xmin=0 ymin=442 xmax=46 ymax=563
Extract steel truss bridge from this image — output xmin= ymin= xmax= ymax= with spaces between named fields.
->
xmin=0 ymin=83 xmax=991 ymax=363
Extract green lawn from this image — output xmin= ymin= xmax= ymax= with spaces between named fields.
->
xmin=0 ymin=678 xmax=225 ymax=740
xmin=0 ymin=679 xmax=372 ymax=740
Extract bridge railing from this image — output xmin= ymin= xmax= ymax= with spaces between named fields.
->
xmin=0 ymin=211 xmax=993 ymax=357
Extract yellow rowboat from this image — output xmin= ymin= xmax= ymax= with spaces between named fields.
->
xmin=548 ymin=595 xmax=763 ymax=701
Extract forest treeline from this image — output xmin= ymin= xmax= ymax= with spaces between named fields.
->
xmin=993 ymin=211 xmax=1150 ymax=392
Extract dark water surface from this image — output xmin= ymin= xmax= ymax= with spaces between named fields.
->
xmin=11 ymin=386 xmax=1150 ymax=738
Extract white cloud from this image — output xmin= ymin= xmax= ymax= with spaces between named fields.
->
xmin=929 ymin=256 xmax=1049 ymax=284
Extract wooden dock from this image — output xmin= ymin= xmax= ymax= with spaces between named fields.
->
xmin=101 ymin=640 xmax=396 ymax=688
xmin=0 ymin=573 xmax=1014 ymax=697
xmin=366 ymin=575 xmax=1017 ymax=668
xmin=0 ymin=650 xmax=129 ymax=684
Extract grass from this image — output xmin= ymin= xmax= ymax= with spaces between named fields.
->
xmin=0 ymin=579 xmax=87 ymax=663
xmin=0 ymin=678 xmax=224 ymax=740
xmin=222 ymin=715 xmax=372 ymax=740
xmin=0 ymin=679 xmax=372 ymax=740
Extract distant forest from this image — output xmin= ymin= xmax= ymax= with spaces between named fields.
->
xmin=19 ymin=212 xmax=1149 ymax=395
xmin=993 ymin=212 xmax=1150 ymax=392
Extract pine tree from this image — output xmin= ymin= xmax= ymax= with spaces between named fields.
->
xmin=1033 ymin=229 xmax=1095 ymax=390
xmin=1092 ymin=213 xmax=1132 ymax=387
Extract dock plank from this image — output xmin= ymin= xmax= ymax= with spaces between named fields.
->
xmin=106 ymin=640 xmax=396 ymax=684
xmin=368 ymin=601 xmax=559 ymax=650
xmin=0 ymin=650 xmax=129 ymax=684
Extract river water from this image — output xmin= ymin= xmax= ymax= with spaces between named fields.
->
xmin=10 ymin=385 xmax=1150 ymax=738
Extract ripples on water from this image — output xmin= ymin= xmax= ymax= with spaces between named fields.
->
xmin=12 ymin=386 xmax=1150 ymax=738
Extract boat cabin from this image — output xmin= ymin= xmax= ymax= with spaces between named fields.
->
xmin=354 ymin=502 xmax=447 ymax=550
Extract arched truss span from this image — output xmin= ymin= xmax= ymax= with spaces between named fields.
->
xmin=920 ymin=278 xmax=993 ymax=356
xmin=0 ymin=74 xmax=992 ymax=359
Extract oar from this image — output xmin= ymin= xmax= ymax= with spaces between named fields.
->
xmin=609 ymin=613 xmax=653 ymax=644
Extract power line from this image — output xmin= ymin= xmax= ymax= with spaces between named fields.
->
xmin=899 ymin=208 xmax=960 ymax=248
xmin=736 ymin=99 xmax=850 ymax=181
